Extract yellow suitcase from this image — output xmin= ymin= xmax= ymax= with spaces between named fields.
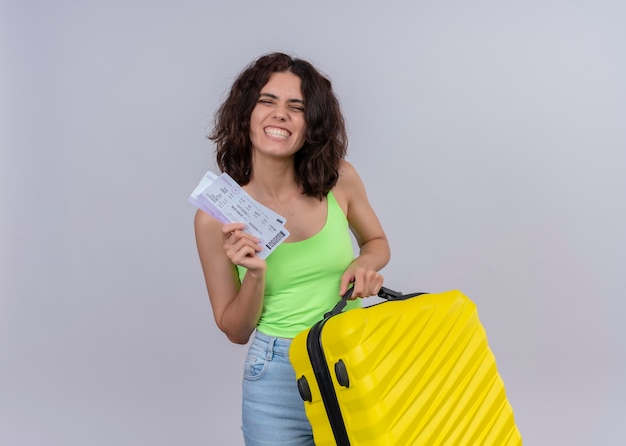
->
xmin=289 ymin=288 xmax=522 ymax=445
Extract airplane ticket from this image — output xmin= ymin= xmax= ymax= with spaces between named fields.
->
xmin=188 ymin=171 xmax=290 ymax=259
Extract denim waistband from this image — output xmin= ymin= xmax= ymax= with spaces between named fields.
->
xmin=251 ymin=330 xmax=293 ymax=358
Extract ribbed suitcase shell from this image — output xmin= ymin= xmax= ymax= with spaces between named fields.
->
xmin=289 ymin=290 xmax=522 ymax=445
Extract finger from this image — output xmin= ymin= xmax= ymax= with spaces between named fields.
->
xmin=352 ymin=270 xmax=383 ymax=298
xmin=361 ymin=272 xmax=383 ymax=297
xmin=231 ymin=245 xmax=258 ymax=263
xmin=223 ymin=228 xmax=260 ymax=247
xmin=339 ymin=272 xmax=354 ymax=296
xmin=222 ymin=224 xmax=260 ymax=247
xmin=233 ymin=248 xmax=267 ymax=272
xmin=226 ymin=245 xmax=260 ymax=268
xmin=237 ymin=238 xmax=263 ymax=253
xmin=222 ymin=222 xmax=246 ymax=236
xmin=350 ymin=269 xmax=367 ymax=298
xmin=227 ymin=238 xmax=262 ymax=258
xmin=368 ymin=274 xmax=384 ymax=297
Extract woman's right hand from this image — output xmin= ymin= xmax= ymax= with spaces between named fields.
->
xmin=222 ymin=222 xmax=266 ymax=272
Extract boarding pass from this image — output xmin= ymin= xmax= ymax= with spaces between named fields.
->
xmin=189 ymin=171 xmax=290 ymax=259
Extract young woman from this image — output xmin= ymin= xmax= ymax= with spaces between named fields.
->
xmin=194 ymin=52 xmax=390 ymax=445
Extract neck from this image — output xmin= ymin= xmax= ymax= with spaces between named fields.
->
xmin=247 ymin=155 xmax=300 ymax=201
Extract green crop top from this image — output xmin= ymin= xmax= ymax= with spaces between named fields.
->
xmin=237 ymin=191 xmax=360 ymax=338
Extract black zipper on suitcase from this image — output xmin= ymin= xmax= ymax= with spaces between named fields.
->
xmin=306 ymin=317 xmax=351 ymax=446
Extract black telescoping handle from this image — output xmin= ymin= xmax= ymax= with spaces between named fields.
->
xmin=325 ymin=286 xmax=427 ymax=318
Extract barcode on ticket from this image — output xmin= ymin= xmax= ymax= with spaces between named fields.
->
xmin=265 ymin=230 xmax=287 ymax=250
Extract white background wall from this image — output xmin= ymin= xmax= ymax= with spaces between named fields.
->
xmin=2 ymin=0 xmax=625 ymax=444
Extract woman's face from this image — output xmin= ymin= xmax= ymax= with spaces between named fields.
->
xmin=249 ymin=71 xmax=307 ymax=160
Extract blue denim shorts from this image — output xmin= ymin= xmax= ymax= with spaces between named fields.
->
xmin=242 ymin=331 xmax=314 ymax=446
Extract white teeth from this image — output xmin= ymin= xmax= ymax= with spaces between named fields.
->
xmin=264 ymin=127 xmax=290 ymax=138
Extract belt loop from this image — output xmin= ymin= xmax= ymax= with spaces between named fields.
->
xmin=266 ymin=337 xmax=275 ymax=360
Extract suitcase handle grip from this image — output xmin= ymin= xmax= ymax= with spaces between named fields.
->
xmin=324 ymin=288 xmax=354 ymax=318
xmin=325 ymin=286 xmax=427 ymax=318
xmin=378 ymin=286 xmax=427 ymax=301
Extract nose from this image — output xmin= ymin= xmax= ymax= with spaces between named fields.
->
xmin=274 ymin=104 xmax=288 ymax=121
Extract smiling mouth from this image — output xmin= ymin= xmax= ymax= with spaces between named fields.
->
xmin=264 ymin=127 xmax=291 ymax=139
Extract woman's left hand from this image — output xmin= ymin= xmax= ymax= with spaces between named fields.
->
xmin=340 ymin=261 xmax=384 ymax=299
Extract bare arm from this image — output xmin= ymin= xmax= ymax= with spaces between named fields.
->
xmin=194 ymin=210 xmax=267 ymax=344
xmin=334 ymin=161 xmax=391 ymax=298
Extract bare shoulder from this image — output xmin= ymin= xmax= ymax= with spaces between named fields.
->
xmin=194 ymin=208 xmax=222 ymax=232
xmin=334 ymin=159 xmax=387 ymax=250
xmin=333 ymin=160 xmax=367 ymax=210
xmin=337 ymin=159 xmax=360 ymax=185
xmin=194 ymin=209 xmax=225 ymax=254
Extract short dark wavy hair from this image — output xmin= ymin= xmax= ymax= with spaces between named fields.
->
xmin=209 ymin=52 xmax=347 ymax=199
